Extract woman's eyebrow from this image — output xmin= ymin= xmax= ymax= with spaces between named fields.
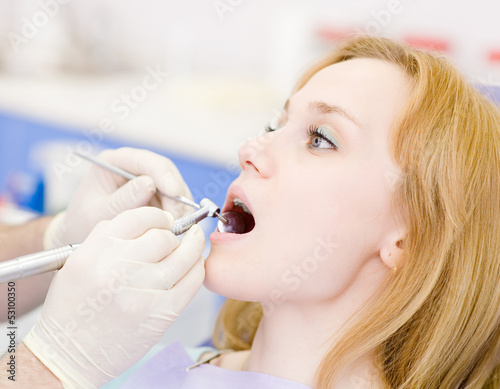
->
xmin=282 ymin=99 xmax=362 ymax=129
xmin=309 ymin=101 xmax=362 ymax=128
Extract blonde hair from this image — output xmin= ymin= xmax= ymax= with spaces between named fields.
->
xmin=213 ymin=36 xmax=500 ymax=388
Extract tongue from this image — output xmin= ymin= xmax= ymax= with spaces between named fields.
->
xmin=218 ymin=211 xmax=246 ymax=234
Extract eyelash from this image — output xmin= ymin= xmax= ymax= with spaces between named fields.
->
xmin=306 ymin=125 xmax=338 ymax=151
xmin=264 ymin=124 xmax=275 ymax=133
xmin=264 ymin=124 xmax=339 ymax=150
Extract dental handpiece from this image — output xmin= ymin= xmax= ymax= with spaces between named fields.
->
xmin=0 ymin=198 xmax=220 ymax=284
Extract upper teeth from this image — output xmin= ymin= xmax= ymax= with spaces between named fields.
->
xmin=233 ymin=198 xmax=252 ymax=215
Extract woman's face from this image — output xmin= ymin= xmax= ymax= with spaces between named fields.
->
xmin=205 ymin=58 xmax=411 ymax=307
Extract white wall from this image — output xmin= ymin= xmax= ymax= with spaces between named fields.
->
xmin=1 ymin=1 xmax=499 ymax=83
xmin=0 ymin=0 xmax=498 ymax=184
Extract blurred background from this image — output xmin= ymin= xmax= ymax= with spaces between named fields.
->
xmin=0 ymin=0 xmax=499 ymax=352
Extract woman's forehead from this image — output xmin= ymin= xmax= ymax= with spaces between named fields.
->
xmin=302 ymin=58 xmax=407 ymax=94
xmin=288 ymin=58 xmax=412 ymax=128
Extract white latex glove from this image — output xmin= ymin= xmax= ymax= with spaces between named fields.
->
xmin=24 ymin=206 xmax=206 ymax=388
xmin=44 ymin=147 xmax=193 ymax=249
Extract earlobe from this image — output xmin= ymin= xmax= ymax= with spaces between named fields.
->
xmin=380 ymin=234 xmax=405 ymax=270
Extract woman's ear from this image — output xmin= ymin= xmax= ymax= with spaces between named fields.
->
xmin=379 ymin=232 xmax=405 ymax=270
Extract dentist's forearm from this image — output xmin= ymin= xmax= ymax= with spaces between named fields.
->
xmin=0 ymin=216 xmax=55 ymax=319
xmin=0 ymin=216 xmax=53 ymax=261
xmin=0 ymin=342 xmax=63 ymax=388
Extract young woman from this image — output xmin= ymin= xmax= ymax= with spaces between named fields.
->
xmin=12 ymin=35 xmax=500 ymax=388
xmin=119 ymin=35 xmax=500 ymax=388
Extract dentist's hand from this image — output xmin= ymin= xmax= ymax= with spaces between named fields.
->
xmin=44 ymin=147 xmax=193 ymax=249
xmin=24 ymin=207 xmax=205 ymax=388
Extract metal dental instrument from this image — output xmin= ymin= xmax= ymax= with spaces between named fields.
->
xmin=0 ymin=244 xmax=81 ymax=284
xmin=75 ymin=151 xmax=228 ymax=224
xmin=0 ymin=198 xmax=221 ymax=284
xmin=75 ymin=151 xmax=196 ymax=207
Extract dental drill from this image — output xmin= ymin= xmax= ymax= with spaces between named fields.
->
xmin=0 ymin=198 xmax=221 ymax=284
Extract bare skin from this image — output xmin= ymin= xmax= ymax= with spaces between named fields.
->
xmin=205 ymin=58 xmax=411 ymax=387
xmin=0 ymin=217 xmax=61 ymax=387
xmin=0 ymin=217 xmax=55 ymax=320
xmin=0 ymin=342 xmax=62 ymax=387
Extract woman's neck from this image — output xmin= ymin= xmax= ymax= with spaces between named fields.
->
xmin=245 ymin=295 xmax=382 ymax=387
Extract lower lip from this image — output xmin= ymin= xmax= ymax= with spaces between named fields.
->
xmin=209 ymin=229 xmax=251 ymax=243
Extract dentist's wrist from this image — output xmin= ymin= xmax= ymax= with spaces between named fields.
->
xmin=0 ymin=342 xmax=63 ymax=388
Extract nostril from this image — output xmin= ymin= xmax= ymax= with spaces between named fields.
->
xmin=238 ymin=140 xmax=271 ymax=177
xmin=241 ymin=160 xmax=259 ymax=173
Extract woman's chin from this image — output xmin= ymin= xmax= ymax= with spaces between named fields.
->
xmin=203 ymin=265 xmax=255 ymax=302
xmin=203 ymin=255 xmax=229 ymax=295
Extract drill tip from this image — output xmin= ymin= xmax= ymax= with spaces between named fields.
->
xmin=214 ymin=211 xmax=229 ymax=224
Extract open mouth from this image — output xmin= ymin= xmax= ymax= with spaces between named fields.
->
xmin=218 ymin=197 xmax=256 ymax=234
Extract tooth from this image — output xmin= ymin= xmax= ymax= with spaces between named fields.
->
xmin=233 ymin=198 xmax=252 ymax=215
xmin=241 ymin=204 xmax=252 ymax=215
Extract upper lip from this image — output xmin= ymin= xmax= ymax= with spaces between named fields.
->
xmin=222 ymin=184 xmax=254 ymax=216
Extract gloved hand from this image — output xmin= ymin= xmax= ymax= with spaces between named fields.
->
xmin=24 ymin=206 xmax=206 ymax=388
xmin=44 ymin=147 xmax=193 ymax=249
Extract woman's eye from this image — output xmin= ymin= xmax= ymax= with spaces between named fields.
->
xmin=307 ymin=126 xmax=339 ymax=150
xmin=311 ymin=135 xmax=330 ymax=148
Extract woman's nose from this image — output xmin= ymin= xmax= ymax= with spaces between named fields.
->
xmin=237 ymin=132 xmax=275 ymax=178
